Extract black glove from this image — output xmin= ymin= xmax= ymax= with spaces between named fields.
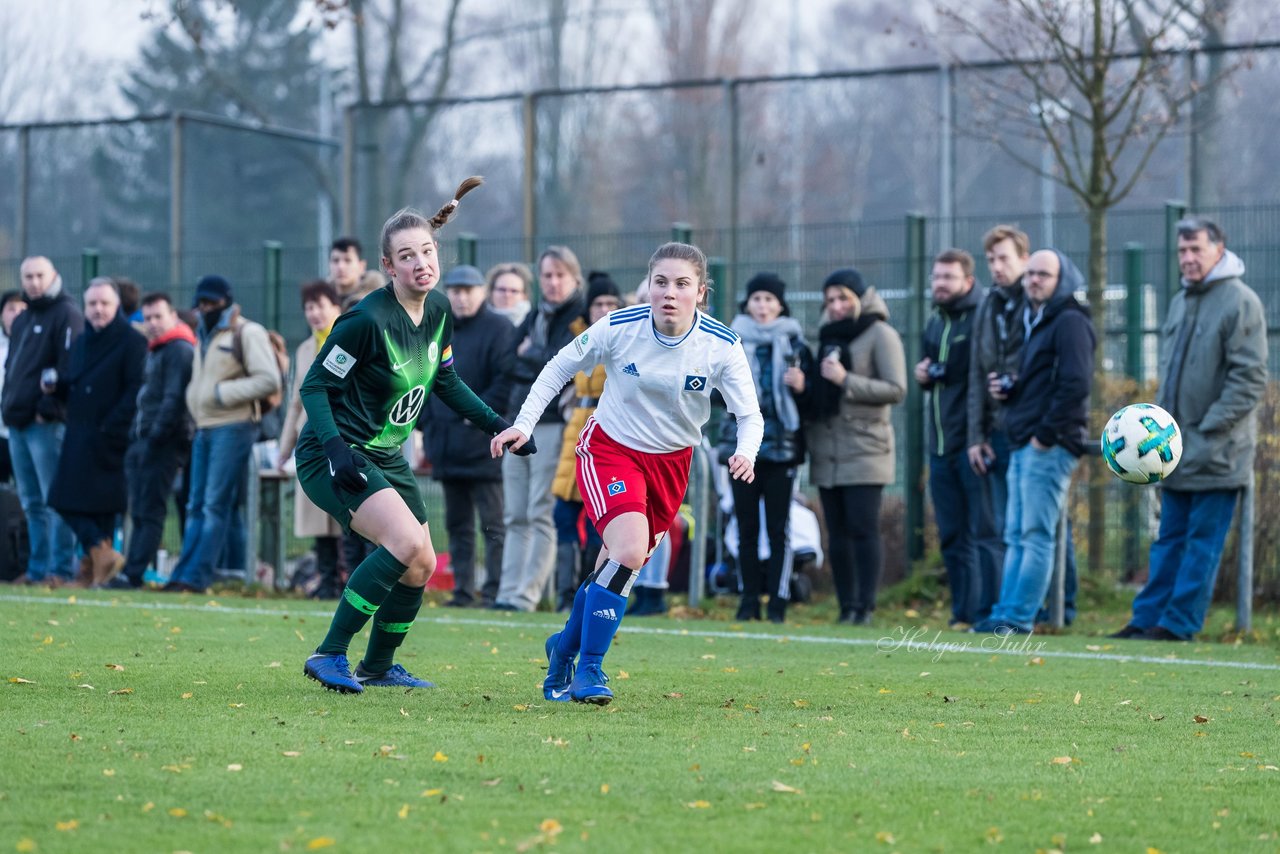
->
xmin=490 ymin=417 xmax=537 ymax=457
xmin=323 ymin=436 xmax=370 ymax=493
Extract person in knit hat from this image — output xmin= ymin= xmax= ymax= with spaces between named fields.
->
xmin=805 ymin=267 xmax=906 ymax=626
xmin=550 ymin=271 xmax=621 ymax=612
xmin=719 ymin=272 xmax=812 ymax=624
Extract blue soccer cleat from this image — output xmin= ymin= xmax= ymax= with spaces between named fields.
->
xmin=304 ymin=653 xmax=363 ymax=694
xmin=544 ymin=632 xmax=576 ymax=702
xmin=569 ymin=659 xmax=613 ymax=705
xmin=355 ymin=663 xmax=436 ymax=688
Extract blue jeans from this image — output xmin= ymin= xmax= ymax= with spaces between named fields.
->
xmin=168 ymin=422 xmax=256 ymax=589
xmin=1131 ymin=488 xmax=1238 ymax=639
xmin=989 ymin=443 xmax=1078 ymax=631
xmin=929 ymin=449 xmax=999 ymax=624
xmin=7 ymin=422 xmax=76 ymax=580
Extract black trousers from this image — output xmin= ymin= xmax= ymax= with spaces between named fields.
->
xmin=731 ymin=461 xmax=795 ymax=603
xmin=819 ymin=484 xmax=884 ymax=614
xmin=124 ymin=437 xmax=184 ymax=582
xmin=441 ymin=478 xmax=505 ymax=605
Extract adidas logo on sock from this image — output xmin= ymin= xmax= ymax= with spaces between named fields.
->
xmin=622 ymin=362 xmax=640 ymax=377
xmin=592 ymin=608 xmax=619 ymax=621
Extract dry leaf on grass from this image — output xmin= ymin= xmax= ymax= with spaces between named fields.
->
xmin=108 ymin=688 xmax=133 ymax=695
xmin=307 ymin=839 xmax=336 ymax=850
xmin=1050 ymin=756 xmax=1075 ymax=765
xmin=771 ymin=780 xmax=802 ymax=794
xmin=9 ymin=677 xmax=35 ymax=684
xmin=105 ymin=663 xmax=124 ymax=671
xmin=1193 ymin=715 xmax=1210 ymax=723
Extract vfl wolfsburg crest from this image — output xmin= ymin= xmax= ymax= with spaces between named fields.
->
xmin=389 ymin=385 xmax=427 ymax=426
xmin=428 ymin=341 xmax=439 ymax=364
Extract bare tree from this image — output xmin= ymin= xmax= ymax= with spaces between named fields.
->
xmin=934 ymin=0 xmax=1244 ymax=572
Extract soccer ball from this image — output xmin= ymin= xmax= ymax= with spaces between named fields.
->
xmin=1100 ymin=403 xmax=1182 ymax=484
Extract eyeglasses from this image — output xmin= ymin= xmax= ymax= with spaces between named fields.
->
xmin=1025 ymin=270 xmax=1055 ymax=280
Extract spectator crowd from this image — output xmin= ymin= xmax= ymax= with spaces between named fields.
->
xmin=0 ymin=217 xmax=1263 ymax=642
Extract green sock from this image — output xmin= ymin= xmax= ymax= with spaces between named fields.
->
xmin=316 ymin=547 xmax=406 ymax=656
xmin=360 ymin=582 xmax=425 ymax=675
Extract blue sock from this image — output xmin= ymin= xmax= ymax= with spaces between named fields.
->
xmin=554 ymin=578 xmax=593 ymax=659
xmin=579 ymin=583 xmax=628 ymax=665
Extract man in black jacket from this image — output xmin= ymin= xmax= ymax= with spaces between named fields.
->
xmin=424 ymin=265 xmax=515 ymax=607
xmin=915 ymin=249 xmax=997 ymax=628
xmin=973 ymin=249 xmax=1094 ymax=635
xmin=1 ymin=257 xmax=83 ymax=584
xmin=113 ymin=293 xmax=196 ymax=588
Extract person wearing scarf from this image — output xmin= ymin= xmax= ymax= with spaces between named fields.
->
xmin=719 ymin=273 xmax=812 ymax=623
xmin=278 ymin=280 xmax=345 ymax=598
xmin=804 ymin=268 xmax=906 ymax=626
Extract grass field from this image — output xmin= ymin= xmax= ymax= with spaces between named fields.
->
xmin=4 ymin=589 xmax=1280 ymax=853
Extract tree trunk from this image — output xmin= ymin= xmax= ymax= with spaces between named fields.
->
xmin=1086 ymin=203 xmax=1108 ymax=576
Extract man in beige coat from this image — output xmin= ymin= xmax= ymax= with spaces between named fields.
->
xmin=278 ymin=280 xmax=345 ymax=597
xmin=163 ymin=275 xmax=280 ymax=593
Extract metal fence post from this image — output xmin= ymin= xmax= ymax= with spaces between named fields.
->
xmin=457 ymin=232 xmax=478 ymax=267
xmin=672 ymin=222 xmax=692 ymax=245
xmin=687 ymin=444 xmax=711 ymax=608
xmin=1162 ymin=201 xmax=1186 ymax=321
xmin=17 ymin=125 xmax=30 ymax=257
xmin=708 ymin=257 xmax=730 ymax=323
xmin=263 ymin=240 xmax=282 ymax=333
xmin=81 ymin=248 xmax=100 ymax=287
xmin=170 ymin=113 xmax=185 ymax=291
xmin=522 ymin=92 xmax=537 ymax=266
xmin=725 ymin=80 xmax=740 ymax=306
xmin=1237 ymin=471 xmax=1254 ymax=631
xmin=904 ymin=213 xmax=927 ymax=563
xmin=1124 ymin=243 xmax=1144 ymax=574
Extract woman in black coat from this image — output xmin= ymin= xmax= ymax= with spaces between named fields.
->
xmin=48 ymin=279 xmax=146 ymax=586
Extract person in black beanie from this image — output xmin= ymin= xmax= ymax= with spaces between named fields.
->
xmin=719 ymin=272 xmax=812 ymax=623
xmin=804 ymin=268 xmax=906 ymax=626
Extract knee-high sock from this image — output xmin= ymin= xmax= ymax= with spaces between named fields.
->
xmin=361 ymin=582 xmax=424 ymax=674
xmin=316 ymin=546 xmax=406 ymax=655
xmin=578 ymin=560 xmax=637 ymax=664
xmin=553 ymin=568 xmax=600 ymax=660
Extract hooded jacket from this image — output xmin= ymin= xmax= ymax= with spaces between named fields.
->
xmin=921 ymin=283 xmax=983 ymax=456
xmin=1002 ymin=251 xmax=1095 ymax=456
xmin=804 ymin=286 xmax=907 ymax=487
xmin=1157 ymin=249 xmax=1267 ymax=491
xmin=0 ymin=278 xmax=85 ymax=429
xmin=185 ymin=304 xmax=281 ymax=429
xmin=133 ymin=323 xmax=196 ymax=443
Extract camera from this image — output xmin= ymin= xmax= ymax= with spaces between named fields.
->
xmin=40 ymin=368 xmax=58 ymax=391
xmin=995 ymin=373 xmax=1015 ymax=394
xmin=822 ymin=345 xmax=842 ymax=362
xmin=926 ymin=361 xmax=947 ymax=381
xmin=785 ymin=352 xmax=800 ymax=369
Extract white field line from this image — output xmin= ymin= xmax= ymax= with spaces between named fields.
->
xmin=4 ymin=593 xmax=1279 ymax=672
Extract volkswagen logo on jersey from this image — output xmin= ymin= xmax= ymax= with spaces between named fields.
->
xmin=427 ymin=341 xmax=439 ymax=364
xmin=389 ymin=384 xmax=427 ymax=426
xmin=683 ymin=375 xmax=707 ymax=391
xmin=607 ymin=480 xmax=627 ymax=496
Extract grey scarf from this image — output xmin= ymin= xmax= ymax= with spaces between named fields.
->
xmin=731 ymin=314 xmax=804 ymax=432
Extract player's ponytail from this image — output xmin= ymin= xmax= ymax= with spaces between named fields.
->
xmin=429 ymin=176 xmax=484 ymax=230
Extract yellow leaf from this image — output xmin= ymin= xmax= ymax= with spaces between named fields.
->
xmin=16 ymin=838 xmax=37 ymax=852
xmin=878 ymin=688 xmax=892 ymax=694
xmin=771 ymin=780 xmax=802 ymax=794
xmin=170 ymin=626 xmax=181 ymax=634
xmin=227 ymin=764 xmax=243 ymax=772
xmin=105 ymin=663 xmax=124 ymax=671
xmin=397 ymin=804 xmax=410 ymax=819
xmin=490 ymin=646 xmax=499 ymax=654
xmin=229 ymin=703 xmax=245 ymax=708
xmin=281 ymin=751 xmax=301 ymax=757
xmin=790 ymin=758 xmax=805 ymax=766
xmin=1240 ymin=752 xmax=1255 ymax=758
xmin=9 ymin=677 xmax=35 ymax=684
xmin=1146 ymin=848 xmax=1164 ymax=854
xmin=422 ymin=788 xmax=443 ymax=796
xmin=616 ymin=670 xmax=629 ymax=679
xmin=102 ymin=769 xmax=115 ymax=777
xmin=540 ymin=819 xmax=563 ymax=835
xmin=985 ymin=826 xmax=1004 ymax=843
xmin=108 ymin=688 xmax=134 ymax=695
xmin=1074 ymin=691 xmax=1082 ymax=705
xmin=875 ymin=830 xmax=896 ymax=844
xmin=701 ymin=654 xmax=717 ymax=660
xmin=307 ymin=839 xmax=336 ymax=850
xmin=1028 ymin=657 xmax=1045 ymax=666
xmin=792 ymin=699 xmax=809 ymax=707
xmin=686 ymin=800 xmax=711 ymax=809
xmin=1050 ymin=756 xmax=1074 ymax=765
xmin=513 ymin=704 xmax=529 ymax=711
xmin=141 ymin=802 xmax=155 ymax=812
xmin=744 ymin=802 xmax=766 ymax=810
xmin=399 ymin=708 xmax=409 ymax=717
xmin=55 ymin=820 xmax=79 ymax=832
xmin=168 ymin=808 xmax=187 ymax=817
xmin=1090 ymin=832 xmax=1103 ymax=843
xmin=723 ymin=667 xmax=738 ymax=673
xmin=42 ymin=636 xmax=53 ymax=644
xmin=181 ymin=693 xmax=193 ymax=700
xmin=433 ymin=751 xmax=448 ymax=762
xmin=600 ymin=784 xmax=610 ymax=794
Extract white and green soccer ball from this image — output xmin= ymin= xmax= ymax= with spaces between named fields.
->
xmin=1100 ymin=403 xmax=1182 ymax=484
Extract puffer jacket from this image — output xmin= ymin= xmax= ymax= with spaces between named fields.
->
xmin=805 ymin=287 xmax=907 ymax=488
xmin=1157 ymin=250 xmax=1268 ymax=491
xmin=552 ymin=363 xmax=607 ymax=502
xmin=185 ymin=305 xmax=281 ymax=429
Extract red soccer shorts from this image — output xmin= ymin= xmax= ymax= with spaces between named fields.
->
xmin=575 ymin=417 xmax=692 ymax=554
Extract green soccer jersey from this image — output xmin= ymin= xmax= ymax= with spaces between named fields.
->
xmin=298 ymin=285 xmax=500 ymax=464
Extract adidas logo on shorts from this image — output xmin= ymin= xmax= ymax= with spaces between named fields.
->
xmin=592 ymin=608 xmax=619 ymax=621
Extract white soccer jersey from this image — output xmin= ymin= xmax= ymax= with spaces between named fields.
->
xmin=512 ymin=305 xmax=763 ymax=459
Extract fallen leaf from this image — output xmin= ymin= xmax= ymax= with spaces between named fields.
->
xmin=77 ymin=684 xmax=94 ymax=690
xmin=102 ymin=769 xmax=115 ymax=777
xmin=540 ymin=819 xmax=563 ymax=835
xmin=600 ymin=783 xmax=610 ymax=794
xmin=70 ymin=734 xmax=81 ymax=741
xmin=433 ymin=751 xmax=448 ymax=762
xmin=793 ymin=699 xmax=809 ymax=708
xmin=1028 ymin=657 xmax=1045 ymax=666
xmin=480 ymin=779 xmax=501 ymax=788
xmin=1074 ymin=691 xmax=1081 ymax=705
xmin=105 ymin=663 xmax=124 ymax=671
xmin=55 ymin=820 xmax=79 ymax=831
xmin=281 ymin=751 xmax=301 ymax=757
xmin=109 ymin=688 xmax=134 ymax=695
xmin=181 ymin=692 xmax=193 ymax=699
xmin=919 ymin=671 xmax=931 ymax=677
xmin=1193 ymin=715 xmax=1210 ymax=724
xmin=943 ymin=695 xmax=958 ymax=703
xmin=294 ymin=630 xmax=305 ymax=642
xmin=616 ymin=670 xmax=629 ymax=679
xmin=397 ymin=804 xmax=410 ymax=819
xmin=141 ymin=802 xmax=154 ymax=812
xmin=1050 ymin=756 xmax=1074 ymax=765
xmin=664 ymin=692 xmax=684 ymax=699
xmin=307 ymin=839 xmax=336 ymax=850
xmin=227 ymin=764 xmax=242 ymax=771
xmin=168 ymin=808 xmax=187 ymax=817
xmin=400 ymin=708 xmax=410 ymax=717
xmin=686 ymin=800 xmax=711 ymax=809
xmin=701 ymin=654 xmax=717 ymax=660
xmin=1149 ymin=714 xmax=1166 ymax=721
xmin=1090 ymin=832 xmax=1102 ymax=843
xmin=875 ymin=830 xmax=896 ymax=844
xmin=985 ymin=827 xmax=1004 ymax=843
xmin=265 ymin=661 xmax=282 ymax=668
xmin=513 ymin=704 xmax=529 ymax=712
xmin=771 ymin=780 xmax=802 ymax=794
xmin=422 ymin=788 xmax=444 ymax=796
xmin=9 ymin=677 xmax=35 ymax=684
xmin=16 ymin=838 xmax=36 ymax=852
